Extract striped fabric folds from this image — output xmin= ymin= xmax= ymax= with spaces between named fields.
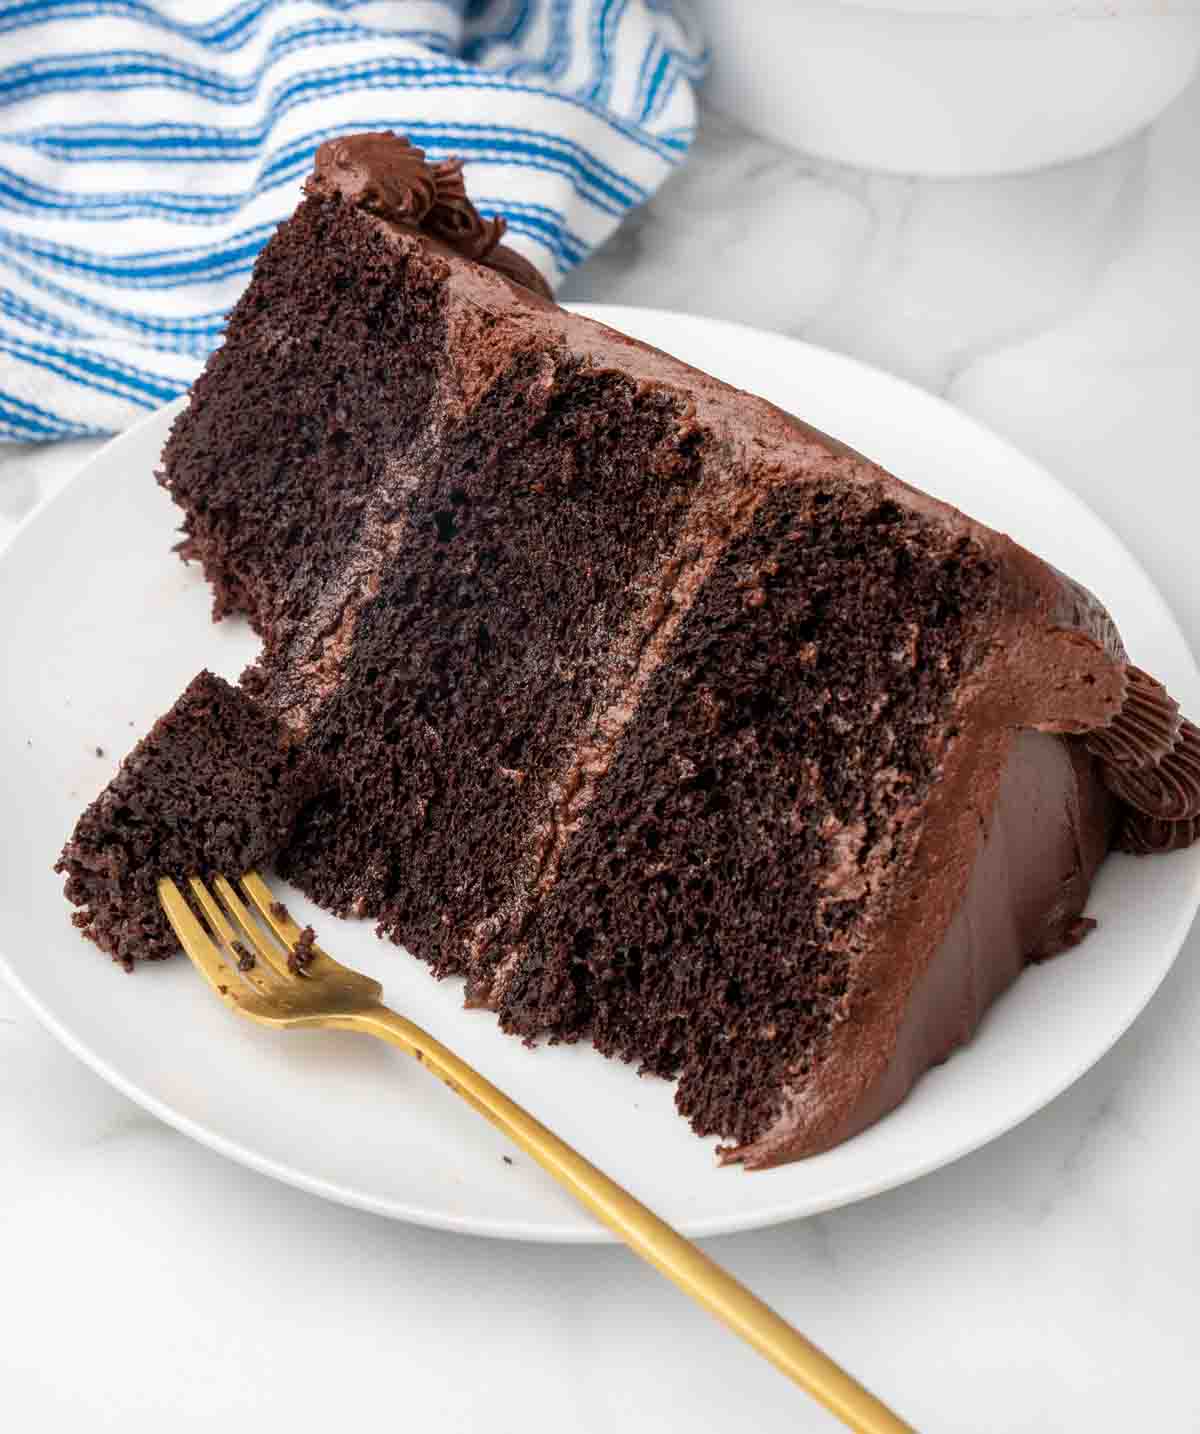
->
xmin=0 ymin=1 xmax=706 ymax=442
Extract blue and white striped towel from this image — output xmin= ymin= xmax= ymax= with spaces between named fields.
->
xmin=0 ymin=1 xmax=706 ymax=442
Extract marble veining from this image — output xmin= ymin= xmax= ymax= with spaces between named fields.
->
xmin=3 ymin=76 xmax=1200 ymax=1432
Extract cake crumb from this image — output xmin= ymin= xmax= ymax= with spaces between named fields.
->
xmin=270 ymin=900 xmax=290 ymax=922
xmin=502 ymin=1155 xmax=513 ymax=1166
xmin=289 ymin=924 xmax=316 ymax=973
xmin=232 ymin=940 xmax=255 ymax=972
xmin=95 ymin=746 xmax=104 ymax=757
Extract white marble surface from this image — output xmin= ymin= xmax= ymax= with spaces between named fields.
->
xmin=4 ymin=76 xmax=1200 ymax=1433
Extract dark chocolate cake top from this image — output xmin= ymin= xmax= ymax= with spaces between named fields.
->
xmin=304 ymin=131 xmax=552 ymax=299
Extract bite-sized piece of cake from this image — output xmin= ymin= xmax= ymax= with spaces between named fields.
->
xmin=56 ymin=672 xmax=317 ymax=969
xmin=100 ymin=133 xmax=1200 ymax=1166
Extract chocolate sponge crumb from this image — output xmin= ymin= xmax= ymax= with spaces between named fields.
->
xmin=289 ymin=924 xmax=316 ymax=973
xmin=232 ymin=940 xmax=255 ymax=972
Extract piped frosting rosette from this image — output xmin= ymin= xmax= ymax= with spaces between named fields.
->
xmin=1051 ymin=572 xmax=1199 ymax=853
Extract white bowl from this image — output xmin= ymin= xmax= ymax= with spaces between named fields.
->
xmin=688 ymin=0 xmax=1200 ymax=177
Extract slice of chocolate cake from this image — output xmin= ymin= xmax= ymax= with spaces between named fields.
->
xmin=57 ymin=672 xmax=317 ymax=969
xmin=62 ymin=133 xmax=1199 ymax=1167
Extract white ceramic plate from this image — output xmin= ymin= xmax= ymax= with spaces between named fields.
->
xmin=3 ymin=306 xmax=1198 ymax=1243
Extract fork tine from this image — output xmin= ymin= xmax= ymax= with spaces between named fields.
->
xmin=210 ymin=874 xmax=293 ymax=979
xmin=157 ymin=877 xmax=242 ymax=1007
xmin=188 ymin=876 xmax=287 ymax=996
xmin=240 ymin=870 xmax=338 ymax=977
xmin=187 ymin=875 xmax=239 ymax=948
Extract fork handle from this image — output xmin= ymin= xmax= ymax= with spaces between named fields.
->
xmin=334 ymin=1003 xmax=913 ymax=1434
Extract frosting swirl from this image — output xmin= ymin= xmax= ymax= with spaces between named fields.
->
xmin=1084 ymin=665 xmax=1180 ymax=772
xmin=1118 ymin=811 xmax=1200 ymax=856
xmin=1100 ymin=717 xmax=1200 ymax=822
xmin=1047 ymin=570 xmax=1199 ymax=839
xmin=428 ymin=157 xmax=507 ymax=261
xmin=307 ymin=133 xmax=436 ymax=224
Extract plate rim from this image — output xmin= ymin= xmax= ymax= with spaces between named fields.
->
xmin=2 ymin=304 xmax=1198 ymax=1243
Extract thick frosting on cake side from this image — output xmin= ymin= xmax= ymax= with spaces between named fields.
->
xmin=725 ymin=732 xmax=1114 ymax=1166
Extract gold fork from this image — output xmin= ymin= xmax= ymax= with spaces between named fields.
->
xmin=159 ymin=870 xmax=913 ymax=1434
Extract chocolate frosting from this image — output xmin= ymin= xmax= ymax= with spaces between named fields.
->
xmin=724 ymin=732 xmax=1113 ymax=1167
xmin=479 ymin=241 xmax=555 ymax=297
xmin=1049 ymin=572 xmax=1200 ymax=821
xmin=305 ymin=132 xmax=551 ymax=298
xmin=307 ymin=132 xmax=437 ymax=224
xmin=1118 ymin=810 xmax=1200 ymax=855
xmin=1083 ymin=666 xmax=1180 ymax=771
xmin=1100 ymin=718 xmax=1200 ymax=821
xmin=427 ymin=157 xmax=507 ymax=260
